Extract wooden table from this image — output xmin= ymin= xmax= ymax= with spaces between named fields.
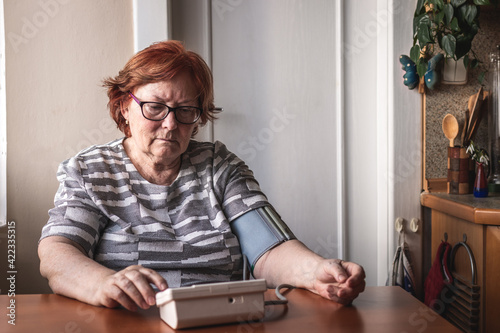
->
xmin=1 ymin=286 xmax=460 ymax=333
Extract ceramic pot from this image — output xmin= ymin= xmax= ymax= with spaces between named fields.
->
xmin=442 ymin=58 xmax=468 ymax=85
xmin=473 ymin=163 xmax=488 ymax=197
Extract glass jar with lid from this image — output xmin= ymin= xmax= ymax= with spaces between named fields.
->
xmin=488 ymin=45 xmax=500 ymax=191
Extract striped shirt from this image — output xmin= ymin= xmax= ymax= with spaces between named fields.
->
xmin=40 ymin=138 xmax=270 ymax=287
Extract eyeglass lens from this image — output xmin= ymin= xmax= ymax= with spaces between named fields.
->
xmin=142 ymin=102 xmax=200 ymax=124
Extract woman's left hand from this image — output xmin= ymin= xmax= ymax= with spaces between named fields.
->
xmin=309 ymin=259 xmax=366 ymax=305
xmin=254 ymin=240 xmax=366 ymax=304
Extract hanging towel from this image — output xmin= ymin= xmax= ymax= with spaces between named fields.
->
xmin=387 ymin=241 xmax=416 ymax=296
xmin=424 ymin=241 xmax=452 ymax=309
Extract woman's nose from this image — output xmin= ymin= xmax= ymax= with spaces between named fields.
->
xmin=162 ymin=110 xmax=178 ymax=130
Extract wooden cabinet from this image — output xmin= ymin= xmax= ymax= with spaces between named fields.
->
xmin=421 ymin=193 xmax=500 ymax=333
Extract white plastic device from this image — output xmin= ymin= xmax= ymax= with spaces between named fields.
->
xmin=156 ymin=279 xmax=267 ymax=329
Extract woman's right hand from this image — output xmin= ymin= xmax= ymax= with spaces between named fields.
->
xmin=93 ymin=265 xmax=168 ymax=311
xmin=39 ymin=237 xmax=168 ymax=311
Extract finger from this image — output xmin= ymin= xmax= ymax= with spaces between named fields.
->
xmin=134 ymin=267 xmax=168 ymax=305
xmin=343 ymin=261 xmax=365 ymax=276
xmin=324 ymin=273 xmax=363 ymax=296
xmin=124 ymin=266 xmax=168 ymax=306
xmin=138 ymin=266 xmax=168 ymax=292
xmin=112 ymin=273 xmax=149 ymax=309
xmin=329 ymin=294 xmax=355 ymax=305
xmin=106 ymin=284 xmax=139 ymax=311
xmin=327 ymin=283 xmax=348 ymax=298
xmin=323 ymin=259 xmax=348 ymax=283
xmin=118 ymin=269 xmax=159 ymax=309
xmin=323 ymin=285 xmax=356 ymax=305
xmin=342 ymin=263 xmax=366 ymax=287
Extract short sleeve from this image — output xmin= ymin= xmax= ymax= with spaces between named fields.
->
xmin=212 ymin=141 xmax=269 ymax=221
xmin=40 ymin=157 xmax=108 ymax=257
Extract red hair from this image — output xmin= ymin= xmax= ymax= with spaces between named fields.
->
xmin=103 ymin=40 xmax=218 ymax=137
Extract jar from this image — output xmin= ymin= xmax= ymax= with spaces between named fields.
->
xmin=488 ymin=45 xmax=500 ymax=192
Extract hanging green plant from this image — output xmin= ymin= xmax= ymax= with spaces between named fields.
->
xmin=400 ymin=0 xmax=498 ymax=91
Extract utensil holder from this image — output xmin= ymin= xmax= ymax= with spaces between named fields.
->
xmin=447 ymin=147 xmax=474 ymax=194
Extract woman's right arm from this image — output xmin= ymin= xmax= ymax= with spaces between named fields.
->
xmin=38 ymin=236 xmax=167 ymax=311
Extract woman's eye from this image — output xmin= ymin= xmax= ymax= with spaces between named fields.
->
xmin=177 ymin=107 xmax=190 ymax=114
xmin=147 ymin=104 xmax=165 ymax=112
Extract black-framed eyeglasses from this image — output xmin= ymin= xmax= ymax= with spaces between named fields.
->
xmin=129 ymin=92 xmax=202 ymax=124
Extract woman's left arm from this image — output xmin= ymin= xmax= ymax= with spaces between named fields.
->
xmin=253 ymin=239 xmax=366 ymax=305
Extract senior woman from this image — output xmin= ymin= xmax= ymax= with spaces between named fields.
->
xmin=38 ymin=40 xmax=365 ymax=312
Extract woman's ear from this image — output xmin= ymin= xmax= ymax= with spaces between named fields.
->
xmin=120 ymin=100 xmax=129 ymax=120
xmin=121 ymin=97 xmax=133 ymax=127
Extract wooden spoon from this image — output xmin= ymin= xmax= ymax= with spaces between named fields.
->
xmin=442 ymin=114 xmax=459 ymax=147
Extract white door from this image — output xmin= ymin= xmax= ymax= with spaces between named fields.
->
xmin=211 ymin=0 xmax=342 ymax=258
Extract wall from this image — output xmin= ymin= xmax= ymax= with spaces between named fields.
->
xmin=343 ymin=0 xmax=380 ymax=286
xmin=391 ymin=0 xmax=425 ymax=297
xmin=0 ymin=0 xmax=133 ymax=294
xmin=345 ymin=0 xmax=423 ymax=291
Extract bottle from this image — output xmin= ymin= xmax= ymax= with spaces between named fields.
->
xmin=488 ymin=45 xmax=500 ymax=192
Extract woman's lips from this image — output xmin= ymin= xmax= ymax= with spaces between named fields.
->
xmin=157 ymin=137 xmax=177 ymax=144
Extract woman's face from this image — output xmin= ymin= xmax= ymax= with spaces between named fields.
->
xmin=122 ymin=71 xmax=199 ymax=167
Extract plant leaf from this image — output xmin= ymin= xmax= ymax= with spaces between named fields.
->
xmin=418 ymin=22 xmax=433 ymax=45
xmin=434 ymin=11 xmax=445 ymax=25
xmin=444 ymin=4 xmax=454 ymax=25
xmin=413 ymin=13 xmax=430 ymax=37
xmin=435 ymin=0 xmax=445 ymax=10
xmin=457 ymin=5 xmax=466 ymax=21
xmin=410 ymin=45 xmax=421 ymax=64
xmin=464 ymin=5 xmax=478 ymax=24
xmin=450 ymin=17 xmax=460 ymax=31
xmin=473 ymin=0 xmax=491 ymax=5
xmin=441 ymin=34 xmax=457 ymax=57
xmin=463 ymin=54 xmax=470 ymax=68
xmin=415 ymin=0 xmax=426 ymax=15
xmin=419 ymin=14 xmax=432 ymax=26
xmin=471 ymin=22 xmax=479 ymax=35
xmin=417 ymin=58 xmax=428 ymax=78
xmin=451 ymin=0 xmax=467 ymax=7
xmin=470 ymin=58 xmax=479 ymax=69
xmin=455 ymin=35 xmax=472 ymax=59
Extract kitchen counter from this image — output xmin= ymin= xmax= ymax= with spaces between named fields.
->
xmin=421 ymin=192 xmax=500 ymax=225
xmin=421 ymin=191 xmax=500 ymax=332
